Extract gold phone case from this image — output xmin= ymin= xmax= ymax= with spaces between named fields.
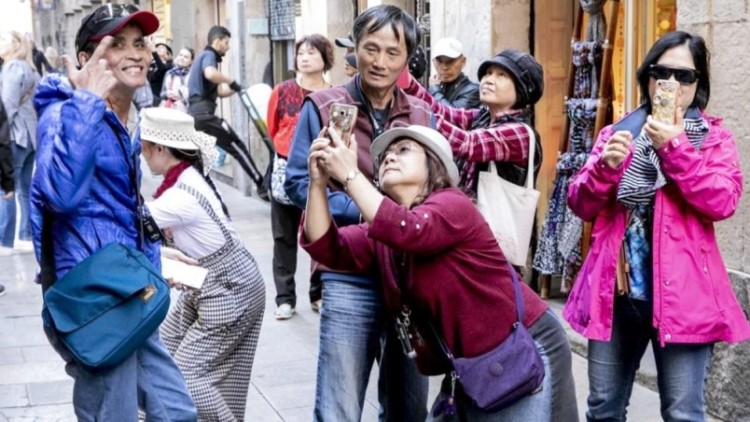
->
xmin=329 ymin=103 xmax=358 ymax=145
xmin=652 ymin=80 xmax=679 ymax=125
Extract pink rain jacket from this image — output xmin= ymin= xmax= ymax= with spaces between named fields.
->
xmin=563 ymin=110 xmax=750 ymax=346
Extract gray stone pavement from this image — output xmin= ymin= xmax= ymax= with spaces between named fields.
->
xmin=0 ymin=172 xmax=665 ymax=421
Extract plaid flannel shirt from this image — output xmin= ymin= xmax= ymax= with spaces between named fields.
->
xmin=405 ymin=78 xmax=532 ymax=190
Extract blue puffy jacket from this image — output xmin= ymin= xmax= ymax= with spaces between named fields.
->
xmin=31 ymin=75 xmax=159 ymax=281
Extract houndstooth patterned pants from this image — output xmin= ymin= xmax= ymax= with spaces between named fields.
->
xmin=160 ymin=184 xmax=266 ymax=421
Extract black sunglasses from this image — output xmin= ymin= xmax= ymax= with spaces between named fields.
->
xmin=649 ymin=64 xmax=699 ymax=85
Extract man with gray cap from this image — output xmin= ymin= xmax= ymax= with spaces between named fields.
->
xmin=31 ymin=4 xmax=197 ymax=419
xmin=428 ymin=37 xmax=480 ymax=109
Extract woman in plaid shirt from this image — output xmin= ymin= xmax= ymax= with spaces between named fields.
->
xmin=403 ymin=49 xmax=544 ymax=192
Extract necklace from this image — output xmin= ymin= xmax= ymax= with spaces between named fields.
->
xmin=298 ymin=75 xmax=329 ymax=92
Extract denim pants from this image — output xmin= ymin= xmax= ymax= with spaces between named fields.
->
xmin=12 ymin=142 xmax=34 ymax=241
xmin=44 ymin=325 xmax=197 ymax=421
xmin=313 ymin=278 xmax=428 ymax=421
xmin=586 ymin=296 xmax=714 ymax=422
xmin=427 ymin=310 xmax=579 ymax=422
xmin=0 ymin=188 xmax=15 ymax=247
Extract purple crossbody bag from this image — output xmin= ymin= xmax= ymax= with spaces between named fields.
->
xmin=431 ymin=268 xmax=545 ymax=415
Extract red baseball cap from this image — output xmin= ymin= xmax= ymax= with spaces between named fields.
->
xmin=75 ymin=4 xmax=159 ymax=54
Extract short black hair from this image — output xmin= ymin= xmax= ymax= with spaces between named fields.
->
xmin=207 ymin=25 xmax=231 ymax=45
xmin=352 ymin=5 xmax=418 ymax=58
xmin=636 ymin=31 xmax=710 ymax=110
xmin=294 ymin=34 xmax=335 ymax=72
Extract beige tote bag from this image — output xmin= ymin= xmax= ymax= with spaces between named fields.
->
xmin=476 ymin=124 xmax=540 ymax=267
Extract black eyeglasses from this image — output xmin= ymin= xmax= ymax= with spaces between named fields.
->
xmin=649 ymin=64 xmax=700 ymax=85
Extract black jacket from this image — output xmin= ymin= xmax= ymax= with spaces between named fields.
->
xmin=428 ymin=73 xmax=481 ymax=109
xmin=148 ymin=52 xmax=173 ymax=106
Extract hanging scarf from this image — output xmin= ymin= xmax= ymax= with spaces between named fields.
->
xmin=617 ymin=116 xmax=710 ymax=206
xmin=153 ymin=161 xmax=192 ymax=199
xmin=167 ymin=65 xmax=190 ymax=78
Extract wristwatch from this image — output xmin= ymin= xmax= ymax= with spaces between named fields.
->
xmin=343 ymin=169 xmax=361 ymax=191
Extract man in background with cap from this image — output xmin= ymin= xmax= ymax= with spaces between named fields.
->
xmin=30 ymin=4 xmax=197 ymax=419
xmin=335 ymin=34 xmax=356 ymax=54
xmin=428 ymin=37 xmax=480 ymax=109
xmin=188 ymin=25 xmax=265 ymax=197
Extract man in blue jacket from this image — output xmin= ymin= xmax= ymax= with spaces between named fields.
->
xmin=30 ymin=4 xmax=196 ymax=420
xmin=285 ymin=5 xmax=430 ymax=421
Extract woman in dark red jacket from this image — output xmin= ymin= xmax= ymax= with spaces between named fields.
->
xmin=301 ymin=125 xmax=578 ymax=421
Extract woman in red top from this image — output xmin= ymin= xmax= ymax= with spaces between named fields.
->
xmin=266 ymin=34 xmax=333 ymax=319
xmin=301 ymin=125 xmax=578 ymax=421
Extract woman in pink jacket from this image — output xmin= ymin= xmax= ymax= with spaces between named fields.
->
xmin=564 ymin=31 xmax=750 ymax=421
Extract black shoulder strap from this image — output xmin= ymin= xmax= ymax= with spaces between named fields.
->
xmin=105 ymin=117 xmax=145 ymax=251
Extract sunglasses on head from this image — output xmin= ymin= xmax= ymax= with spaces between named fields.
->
xmin=649 ymin=64 xmax=699 ymax=85
xmin=91 ymin=4 xmax=140 ymax=26
xmin=79 ymin=4 xmax=140 ymax=52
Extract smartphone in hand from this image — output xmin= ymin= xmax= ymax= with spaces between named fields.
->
xmin=329 ymin=103 xmax=358 ymax=146
xmin=651 ymin=79 xmax=679 ymax=125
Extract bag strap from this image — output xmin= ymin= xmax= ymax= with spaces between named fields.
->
xmin=487 ymin=123 xmax=536 ymax=190
xmin=344 ymin=76 xmax=389 ymax=140
xmin=429 ymin=265 xmax=525 ymax=362
xmin=105 ymin=117 xmax=145 ymax=251
xmin=39 ymin=115 xmax=144 ymax=291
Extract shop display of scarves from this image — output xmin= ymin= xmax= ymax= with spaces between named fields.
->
xmin=533 ymin=41 xmax=602 ymax=292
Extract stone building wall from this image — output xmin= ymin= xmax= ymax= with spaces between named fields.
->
xmin=678 ymin=1 xmax=750 ymax=420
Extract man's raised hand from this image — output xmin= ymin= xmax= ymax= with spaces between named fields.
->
xmin=61 ymin=36 xmax=118 ymax=99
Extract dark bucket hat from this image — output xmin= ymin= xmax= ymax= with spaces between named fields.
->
xmin=478 ymin=50 xmax=544 ymax=107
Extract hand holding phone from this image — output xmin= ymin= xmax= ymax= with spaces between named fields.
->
xmin=329 ymin=103 xmax=358 ymax=146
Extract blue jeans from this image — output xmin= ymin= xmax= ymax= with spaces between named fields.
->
xmin=314 ymin=278 xmax=428 ymax=421
xmin=12 ymin=142 xmax=34 ymax=241
xmin=586 ymin=296 xmax=714 ymax=422
xmin=44 ymin=325 xmax=197 ymax=421
xmin=0 ymin=189 xmax=15 ymax=247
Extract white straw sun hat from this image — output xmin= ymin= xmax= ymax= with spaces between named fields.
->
xmin=140 ymin=107 xmax=218 ymax=175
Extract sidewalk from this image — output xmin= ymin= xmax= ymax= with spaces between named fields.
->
xmin=0 ymin=175 xmax=664 ymax=421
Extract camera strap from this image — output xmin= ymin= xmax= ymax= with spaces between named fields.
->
xmin=344 ymin=76 xmax=390 ymax=140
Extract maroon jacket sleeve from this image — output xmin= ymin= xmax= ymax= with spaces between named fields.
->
xmin=367 ymin=189 xmax=480 ymax=256
xmin=299 ymin=217 xmax=377 ymax=273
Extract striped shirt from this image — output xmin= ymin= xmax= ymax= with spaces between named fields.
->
xmin=617 ymin=117 xmax=710 ymax=206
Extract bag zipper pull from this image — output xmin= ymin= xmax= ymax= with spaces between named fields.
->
xmin=446 ymin=371 xmax=457 ymax=415
xmin=431 ymin=371 xmax=458 ymax=417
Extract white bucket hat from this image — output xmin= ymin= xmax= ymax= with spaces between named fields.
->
xmin=371 ymin=125 xmax=460 ymax=187
xmin=140 ymin=107 xmax=218 ymax=175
